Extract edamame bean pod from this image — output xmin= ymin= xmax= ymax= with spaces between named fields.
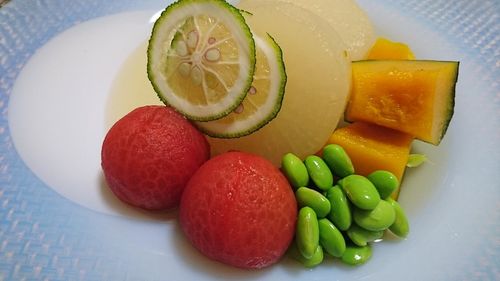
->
xmin=296 ymin=187 xmax=331 ymax=218
xmin=353 ymin=200 xmax=396 ymax=231
xmin=322 ymin=144 xmax=355 ymax=178
xmin=296 ymin=207 xmax=319 ymax=259
xmin=367 ymin=170 xmax=399 ymax=199
xmin=341 ymin=244 xmax=372 ymax=266
xmin=325 ymin=185 xmax=352 ymax=231
xmin=318 ymin=218 xmax=346 ymax=257
xmin=304 ymin=155 xmax=333 ymax=191
xmin=339 ymin=175 xmax=380 ymax=210
xmin=281 ymin=153 xmax=309 ymax=188
xmin=346 ymin=224 xmax=384 ymax=247
xmin=387 ymin=198 xmax=410 ymax=238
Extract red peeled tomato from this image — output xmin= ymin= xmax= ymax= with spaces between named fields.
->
xmin=101 ymin=105 xmax=210 ymax=210
xmin=179 ymin=151 xmax=297 ymax=269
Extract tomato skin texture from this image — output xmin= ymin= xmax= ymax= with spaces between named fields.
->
xmin=101 ymin=105 xmax=210 ymax=210
xmin=179 ymin=151 xmax=297 ymax=269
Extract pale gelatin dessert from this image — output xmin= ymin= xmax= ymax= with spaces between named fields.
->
xmin=239 ymin=0 xmax=376 ymax=60
xmin=207 ymin=2 xmax=353 ymax=165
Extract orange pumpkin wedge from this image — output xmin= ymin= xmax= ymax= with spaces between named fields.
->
xmin=326 ymin=122 xmax=413 ymax=199
xmin=366 ymin=38 xmax=415 ymax=60
xmin=346 ymin=60 xmax=459 ymax=145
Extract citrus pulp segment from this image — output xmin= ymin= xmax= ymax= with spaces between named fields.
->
xmin=195 ymin=34 xmax=286 ymax=138
xmin=147 ymin=0 xmax=256 ymax=121
xmin=239 ymin=0 xmax=376 ymax=61
xmin=207 ymin=2 xmax=351 ymax=166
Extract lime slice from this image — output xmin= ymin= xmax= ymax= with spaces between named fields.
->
xmin=195 ymin=34 xmax=286 ymax=138
xmin=147 ymin=0 xmax=256 ymax=121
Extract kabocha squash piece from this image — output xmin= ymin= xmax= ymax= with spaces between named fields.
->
xmin=346 ymin=60 xmax=459 ymax=145
xmin=326 ymin=122 xmax=413 ymax=199
xmin=366 ymin=38 xmax=415 ymax=60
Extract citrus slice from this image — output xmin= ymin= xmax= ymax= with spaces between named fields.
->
xmin=195 ymin=34 xmax=286 ymax=138
xmin=147 ymin=0 xmax=256 ymax=121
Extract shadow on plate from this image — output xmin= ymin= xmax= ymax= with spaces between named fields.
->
xmin=167 ymin=220 xmax=310 ymax=278
xmin=98 ymin=172 xmax=177 ymax=221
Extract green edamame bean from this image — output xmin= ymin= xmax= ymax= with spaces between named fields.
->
xmin=341 ymin=244 xmax=372 ymax=266
xmin=353 ymin=200 xmax=396 ymax=231
xmin=281 ymin=153 xmax=309 ymax=188
xmin=304 ymin=155 xmax=333 ymax=191
xmin=339 ymin=175 xmax=380 ymax=210
xmin=325 ymin=185 xmax=352 ymax=231
xmin=296 ymin=187 xmax=331 ymax=218
xmin=346 ymin=224 xmax=384 ymax=247
xmin=302 ymin=245 xmax=324 ymax=268
xmin=289 ymin=243 xmax=324 ymax=268
xmin=322 ymin=144 xmax=355 ymax=178
xmin=296 ymin=207 xmax=319 ymax=259
xmin=367 ymin=170 xmax=399 ymax=199
xmin=387 ymin=198 xmax=410 ymax=238
xmin=318 ymin=218 xmax=346 ymax=257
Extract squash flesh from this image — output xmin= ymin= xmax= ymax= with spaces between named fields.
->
xmin=366 ymin=38 xmax=415 ymax=60
xmin=326 ymin=122 xmax=413 ymax=199
xmin=351 ymin=67 xmax=438 ymax=141
xmin=346 ymin=60 xmax=458 ymax=145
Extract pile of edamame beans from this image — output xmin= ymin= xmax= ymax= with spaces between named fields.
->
xmin=281 ymin=144 xmax=410 ymax=267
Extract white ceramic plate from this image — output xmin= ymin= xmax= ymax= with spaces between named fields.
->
xmin=1 ymin=0 xmax=498 ymax=280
